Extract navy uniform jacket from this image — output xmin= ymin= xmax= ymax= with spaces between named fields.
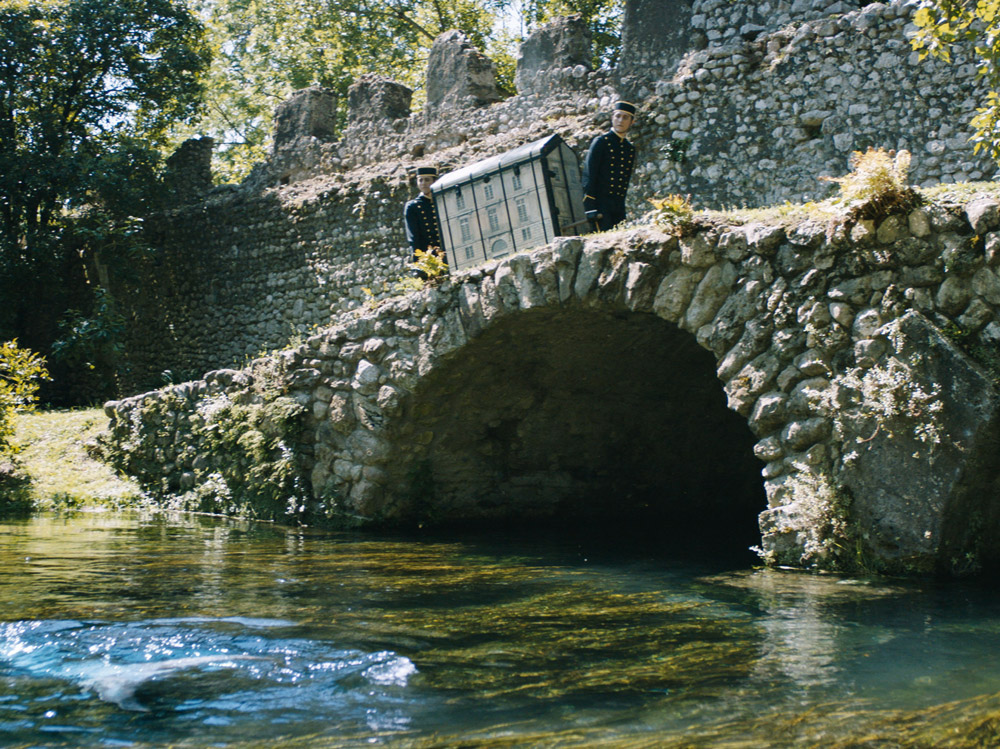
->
xmin=582 ymin=130 xmax=636 ymax=228
xmin=404 ymin=194 xmax=441 ymax=255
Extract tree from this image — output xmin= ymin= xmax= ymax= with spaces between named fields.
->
xmin=175 ymin=0 xmax=622 ymax=183
xmin=911 ymin=0 xmax=1000 ymax=163
xmin=0 ymin=0 xmax=210 ymax=403
xmin=177 ymin=0 xmax=508 ymax=182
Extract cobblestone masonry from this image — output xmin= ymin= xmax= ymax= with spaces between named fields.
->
xmin=113 ymin=1 xmax=997 ymax=387
xmin=104 ymin=194 xmax=1000 ymax=575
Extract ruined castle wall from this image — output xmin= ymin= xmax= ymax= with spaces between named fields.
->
xmin=119 ymin=1 xmax=996 ymax=389
xmin=118 ymin=175 xmax=411 ymax=389
xmin=628 ymin=2 xmax=993 ymax=208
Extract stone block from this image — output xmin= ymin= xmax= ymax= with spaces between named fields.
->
xmin=347 ymin=74 xmax=412 ymax=126
xmin=515 ymin=15 xmax=592 ymax=94
xmin=838 ymin=311 xmax=1000 ymax=573
xmin=425 ymin=31 xmax=502 ymax=113
xmin=273 ymin=86 xmax=337 ymax=150
xmin=965 ymin=197 xmax=1000 ymax=234
xmin=652 ymin=266 xmax=701 ymax=323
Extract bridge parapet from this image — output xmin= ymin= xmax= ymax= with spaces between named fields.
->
xmin=102 ymin=194 xmax=1000 ymax=575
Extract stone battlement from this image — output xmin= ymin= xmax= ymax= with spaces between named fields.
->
xmin=116 ymin=0 xmax=994 ymax=391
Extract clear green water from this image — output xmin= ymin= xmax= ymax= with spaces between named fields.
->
xmin=1 ymin=512 xmax=1000 ymax=748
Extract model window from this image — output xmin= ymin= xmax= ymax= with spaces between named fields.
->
xmin=491 ymin=239 xmax=508 ymax=256
xmin=460 ymin=216 xmax=472 ymax=241
xmin=487 ymin=207 xmax=499 ymax=232
xmin=456 ymin=191 xmax=465 ymax=210
xmin=516 ymin=198 xmax=528 ymax=224
xmin=464 ymin=246 xmax=475 ymax=260
xmin=484 ymin=183 xmax=494 ymax=200
xmin=521 ymin=226 xmax=532 ymax=241
xmin=512 ymin=172 xmax=522 ymax=190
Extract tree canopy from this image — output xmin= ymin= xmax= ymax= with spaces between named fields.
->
xmin=176 ymin=0 xmax=622 ymax=182
xmin=0 ymin=0 xmax=210 ymax=402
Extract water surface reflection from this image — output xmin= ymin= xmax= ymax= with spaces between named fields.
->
xmin=1 ymin=512 xmax=999 ymax=747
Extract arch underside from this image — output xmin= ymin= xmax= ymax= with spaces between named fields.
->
xmin=389 ymin=307 xmax=765 ymax=541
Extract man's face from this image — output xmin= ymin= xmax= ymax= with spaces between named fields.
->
xmin=612 ymin=110 xmax=634 ymax=135
xmin=416 ymin=175 xmax=435 ymax=196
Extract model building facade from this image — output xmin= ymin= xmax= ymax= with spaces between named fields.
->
xmin=432 ymin=134 xmax=587 ymax=272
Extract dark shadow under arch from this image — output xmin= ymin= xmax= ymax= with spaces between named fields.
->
xmin=391 ymin=307 xmax=765 ymax=549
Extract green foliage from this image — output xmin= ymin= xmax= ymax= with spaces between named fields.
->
xmin=185 ymin=394 xmax=308 ymax=521
xmin=0 ymin=340 xmax=50 ymax=460
xmin=751 ymin=465 xmax=854 ymax=570
xmin=661 ymin=138 xmax=691 ymax=164
xmin=50 ymin=288 xmax=128 ymax=402
xmin=179 ymin=0 xmax=507 ymax=181
xmin=392 ymin=276 xmax=427 ymax=294
xmin=101 ymin=357 xmax=311 ymax=522
xmin=0 ymin=0 xmax=209 ymax=255
xmin=411 ymin=248 xmax=449 ymax=279
xmin=0 ymin=0 xmax=210 ymax=404
xmin=175 ymin=0 xmax=623 ymax=181
xmin=646 ymin=193 xmax=695 ymax=234
xmin=819 ymin=147 xmax=921 ymax=220
xmin=911 ymin=1 xmax=1000 ymax=163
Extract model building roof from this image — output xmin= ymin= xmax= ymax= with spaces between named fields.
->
xmin=431 ymin=134 xmax=565 ymax=192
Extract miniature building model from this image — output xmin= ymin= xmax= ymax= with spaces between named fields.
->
xmin=432 ymin=134 xmax=587 ymax=272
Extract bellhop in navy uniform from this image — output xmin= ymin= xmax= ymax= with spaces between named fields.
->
xmin=582 ymin=101 xmax=637 ymax=231
xmin=404 ymin=166 xmax=444 ymax=269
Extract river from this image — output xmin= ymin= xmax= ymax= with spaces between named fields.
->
xmin=1 ymin=512 xmax=999 ymax=747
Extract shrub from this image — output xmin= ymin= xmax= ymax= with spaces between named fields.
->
xmin=820 ymin=147 xmax=921 ymax=220
xmin=0 ymin=340 xmax=49 ymax=514
xmin=646 ymin=193 xmax=695 ymax=234
xmin=411 ymin=248 xmax=448 ymax=280
xmin=0 ymin=340 xmax=50 ymax=460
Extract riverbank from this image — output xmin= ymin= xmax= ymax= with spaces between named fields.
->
xmin=11 ymin=408 xmax=143 ymax=511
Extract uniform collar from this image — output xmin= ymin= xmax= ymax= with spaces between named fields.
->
xmin=609 ymin=128 xmax=629 ymax=141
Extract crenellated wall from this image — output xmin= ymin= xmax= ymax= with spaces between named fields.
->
xmin=115 ymin=0 xmax=996 ymax=391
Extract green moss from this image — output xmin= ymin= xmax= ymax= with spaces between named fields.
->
xmin=178 ymin=394 xmax=309 ymax=522
xmin=942 ymin=321 xmax=1000 ymax=385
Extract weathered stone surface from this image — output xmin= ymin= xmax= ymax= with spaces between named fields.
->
xmin=749 ymin=392 xmax=787 ymax=435
xmin=515 ymin=15 xmax=591 ymax=94
xmin=680 ymin=232 xmax=717 ymax=268
xmin=347 ymin=74 xmax=412 ymax=125
xmin=839 ymin=311 xmax=1000 ymax=574
xmin=163 ymin=137 xmax=214 ymax=204
xmin=936 ymin=276 xmax=971 ymax=316
xmin=620 ymin=0 xmax=694 ymax=89
xmin=651 ymin=266 xmax=700 ymax=322
xmin=425 ymin=30 xmax=502 ymax=113
xmin=273 ymin=86 xmax=338 ymax=149
xmin=682 ymin=262 xmax=731 ymax=331
xmin=965 ymin=198 xmax=1000 ymax=235
xmin=781 ymin=417 xmax=831 ymax=451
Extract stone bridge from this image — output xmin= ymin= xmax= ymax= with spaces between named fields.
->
xmin=103 ymin=196 xmax=1000 ymax=576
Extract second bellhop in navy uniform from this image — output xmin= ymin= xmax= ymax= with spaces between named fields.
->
xmin=582 ymin=101 xmax=637 ymax=232
xmin=404 ymin=166 xmax=442 ymax=261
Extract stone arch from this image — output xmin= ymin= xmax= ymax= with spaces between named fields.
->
xmin=381 ymin=306 xmax=764 ymax=542
xmin=311 ymin=211 xmax=1000 ymax=574
xmin=105 ymin=199 xmax=1000 ymax=575
xmin=322 ymin=229 xmax=768 ymax=547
